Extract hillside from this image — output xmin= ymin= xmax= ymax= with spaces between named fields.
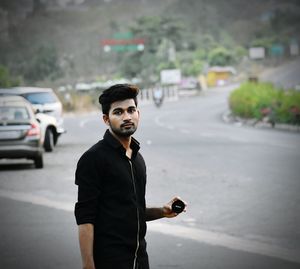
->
xmin=0 ymin=0 xmax=299 ymax=86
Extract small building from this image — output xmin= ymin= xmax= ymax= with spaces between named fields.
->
xmin=206 ymin=66 xmax=236 ymax=87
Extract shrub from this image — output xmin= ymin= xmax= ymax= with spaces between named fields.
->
xmin=229 ymin=82 xmax=300 ymax=125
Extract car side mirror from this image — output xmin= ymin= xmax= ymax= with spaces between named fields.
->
xmin=34 ymin=108 xmax=41 ymax=114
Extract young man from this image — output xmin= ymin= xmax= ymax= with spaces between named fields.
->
xmin=75 ymin=84 xmax=186 ymax=269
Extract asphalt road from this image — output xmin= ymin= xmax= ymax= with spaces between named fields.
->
xmin=0 ymin=84 xmax=300 ymax=269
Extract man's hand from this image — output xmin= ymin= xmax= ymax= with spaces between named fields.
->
xmin=163 ymin=196 xmax=187 ymax=218
xmin=145 ymin=197 xmax=187 ymax=221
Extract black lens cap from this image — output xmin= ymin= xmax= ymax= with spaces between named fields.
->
xmin=171 ymin=199 xmax=185 ymax=214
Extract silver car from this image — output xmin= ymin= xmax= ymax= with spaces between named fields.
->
xmin=0 ymin=87 xmax=66 ymax=152
xmin=0 ymin=96 xmax=43 ymax=168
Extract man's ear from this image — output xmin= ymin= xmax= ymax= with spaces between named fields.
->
xmin=103 ymin=114 xmax=109 ymax=126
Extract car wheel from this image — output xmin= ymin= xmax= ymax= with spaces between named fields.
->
xmin=53 ymin=134 xmax=58 ymax=146
xmin=44 ymin=128 xmax=54 ymax=152
xmin=34 ymin=155 xmax=43 ymax=169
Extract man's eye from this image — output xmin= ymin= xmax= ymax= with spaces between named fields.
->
xmin=128 ymin=108 xmax=136 ymax=113
xmin=114 ymin=111 xmax=122 ymax=115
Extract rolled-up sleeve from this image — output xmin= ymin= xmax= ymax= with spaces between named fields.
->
xmin=74 ymin=151 xmax=101 ymax=225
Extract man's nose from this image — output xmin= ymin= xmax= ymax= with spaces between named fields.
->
xmin=123 ymin=111 xmax=132 ymax=121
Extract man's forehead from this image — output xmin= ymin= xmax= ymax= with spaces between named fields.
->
xmin=110 ymin=99 xmax=136 ymax=109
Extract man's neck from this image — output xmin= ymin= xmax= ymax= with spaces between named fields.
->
xmin=109 ymin=129 xmax=131 ymax=151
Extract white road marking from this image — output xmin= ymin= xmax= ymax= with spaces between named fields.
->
xmin=0 ymin=189 xmax=299 ymax=264
xmin=0 ymin=189 xmax=74 ymax=212
xmin=148 ymin=222 xmax=300 ymax=264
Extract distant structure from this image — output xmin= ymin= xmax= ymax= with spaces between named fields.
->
xmin=206 ymin=66 xmax=236 ymax=87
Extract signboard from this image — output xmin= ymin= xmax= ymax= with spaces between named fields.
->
xmin=102 ymin=32 xmax=145 ymax=52
xmin=249 ymin=47 xmax=265 ymax=59
xmin=160 ymin=69 xmax=181 ymax=84
xmin=270 ymin=44 xmax=284 ymax=56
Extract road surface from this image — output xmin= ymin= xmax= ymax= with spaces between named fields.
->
xmin=0 ymin=84 xmax=299 ymax=268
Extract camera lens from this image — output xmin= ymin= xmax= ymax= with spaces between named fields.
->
xmin=171 ymin=199 xmax=185 ymax=214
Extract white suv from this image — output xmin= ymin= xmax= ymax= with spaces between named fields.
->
xmin=0 ymin=87 xmax=66 ymax=152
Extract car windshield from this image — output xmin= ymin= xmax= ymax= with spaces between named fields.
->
xmin=0 ymin=107 xmax=30 ymax=121
xmin=23 ymin=92 xmax=57 ymax=104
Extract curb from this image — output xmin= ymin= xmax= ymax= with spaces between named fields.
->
xmin=222 ymin=110 xmax=300 ymax=133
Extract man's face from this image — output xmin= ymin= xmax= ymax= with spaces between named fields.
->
xmin=103 ymin=99 xmax=140 ymax=137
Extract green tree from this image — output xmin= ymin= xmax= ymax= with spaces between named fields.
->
xmin=194 ymin=48 xmax=207 ymax=61
xmin=233 ymin=46 xmax=247 ymax=60
xmin=198 ymin=34 xmax=218 ymax=56
xmin=177 ymin=51 xmax=203 ymax=76
xmin=250 ymin=37 xmax=276 ymax=51
xmin=131 ymin=16 xmax=185 ymax=53
xmin=208 ymin=46 xmax=234 ymax=66
xmin=0 ymin=65 xmax=19 ymax=87
xmin=119 ymin=16 xmax=186 ymax=83
xmin=24 ymin=46 xmax=63 ymax=83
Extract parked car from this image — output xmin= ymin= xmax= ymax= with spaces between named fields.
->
xmin=0 ymin=87 xmax=66 ymax=152
xmin=0 ymin=96 xmax=43 ymax=168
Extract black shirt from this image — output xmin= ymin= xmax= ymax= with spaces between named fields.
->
xmin=74 ymin=130 xmax=148 ymax=264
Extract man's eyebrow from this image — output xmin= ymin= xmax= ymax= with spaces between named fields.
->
xmin=112 ymin=107 xmax=123 ymax=112
xmin=111 ymin=105 xmax=137 ymax=112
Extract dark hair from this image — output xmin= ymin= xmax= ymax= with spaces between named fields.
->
xmin=99 ymin=84 xmax=139 ymax=115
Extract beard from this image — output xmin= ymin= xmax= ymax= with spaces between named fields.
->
xmin=109 ymin=122 xmax=137 ymax=137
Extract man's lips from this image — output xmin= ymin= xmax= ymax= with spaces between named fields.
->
xmin=121 ymin=123 xmax=134 ymax=128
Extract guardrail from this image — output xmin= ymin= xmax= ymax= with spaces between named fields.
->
xmin=138 ymin=85 xmax=179 ymax=105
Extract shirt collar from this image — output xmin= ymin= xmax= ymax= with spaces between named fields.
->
xmin=103 ymin=129 xmax=140 ymax=157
